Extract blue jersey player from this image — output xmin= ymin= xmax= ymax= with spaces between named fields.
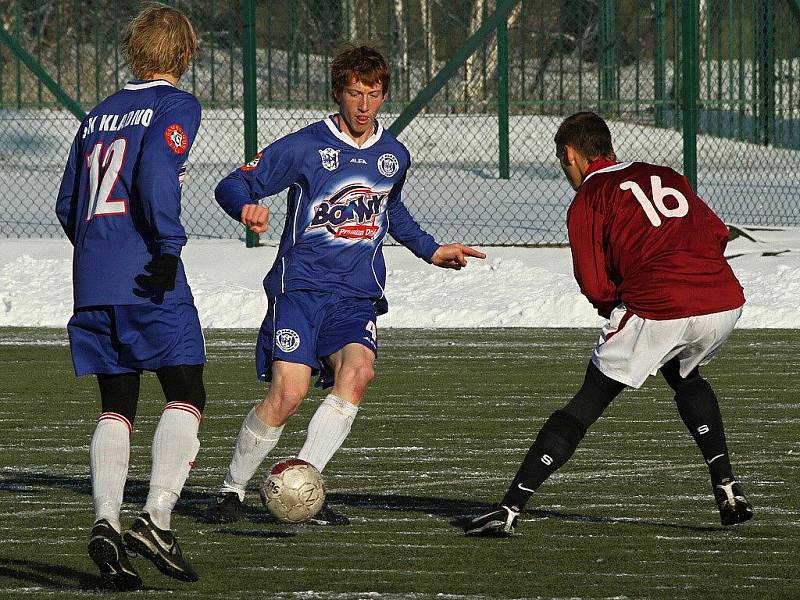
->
xmin=56 ymin=6 xmax=204 ymax=589
xmin=206 ymin=45 xmax=486 ymax=525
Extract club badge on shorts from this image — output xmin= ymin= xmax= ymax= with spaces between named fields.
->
xmin=275 ymin=329 xmax=301 ymax=353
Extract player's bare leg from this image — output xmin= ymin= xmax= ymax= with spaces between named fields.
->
xmin=207 ymin=361 xmax=310 ymax=523
xmin=297 ymin=343 xmax=374 ymax=524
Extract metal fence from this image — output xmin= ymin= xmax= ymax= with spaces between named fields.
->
xmin=1 ymin=0 xmax=799 ymax=245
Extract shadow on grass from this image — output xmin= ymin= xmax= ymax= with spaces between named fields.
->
xmin=0 ymin=471 xmax=212 ymax=520
xmin=212 ymin=528 xmax=295 ymax=538
xmin=0 ymin=557 xmax=103 ymax=591
xmin=330 ymin=492 xmax=722 ymax=533
xmin=1 ymin=471 xmax=721 ymax=533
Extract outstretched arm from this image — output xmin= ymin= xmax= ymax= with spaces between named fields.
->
xmin=431 ymin=244 xmax=486 ymax=270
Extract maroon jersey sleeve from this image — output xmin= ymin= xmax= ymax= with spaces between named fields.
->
xmin=566 ymin=191 xmax=619 ymax=318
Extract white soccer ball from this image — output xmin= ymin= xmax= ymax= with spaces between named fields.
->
xmin=260 ymin=458 xmax=325 ymax=523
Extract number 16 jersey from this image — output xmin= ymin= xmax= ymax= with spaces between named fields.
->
xmin=567 ymin=159 xmax=745 ymax=320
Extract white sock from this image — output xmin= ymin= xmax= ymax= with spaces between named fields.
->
xmin=221 ymin=407 xmax=284 ymax=501
xmin=144 ymin=402 xmax=201 ymax=530
xmin=297 ymin=394 xmax=359 ymax=472
xmin=91 ymin=413 xmax=132 ymax=534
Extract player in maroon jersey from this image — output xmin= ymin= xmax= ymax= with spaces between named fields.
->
xmin=464 ymin=112 xmax=753 ymax=537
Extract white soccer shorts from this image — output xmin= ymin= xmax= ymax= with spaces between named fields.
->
xmin=591 ymin=304 xmax=743 ymax=388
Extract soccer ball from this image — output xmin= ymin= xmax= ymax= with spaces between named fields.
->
xmin=260 ymin=458 xmax=325 ymax=523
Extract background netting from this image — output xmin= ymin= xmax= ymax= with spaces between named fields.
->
xmin=1 ymin=0 xmax=798 ymax=245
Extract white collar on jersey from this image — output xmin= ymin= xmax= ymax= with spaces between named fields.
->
xmin=582 ymin=161 xmax=634 ymax=184
xmin=324 ymin=115 xmax=384 ymax=149
xmin=123 ymin=79 xmax=175 ymax=91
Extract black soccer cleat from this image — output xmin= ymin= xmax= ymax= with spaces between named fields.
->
xmin=123 ymin=513 xmax=199 ymax=582
xmin=205 ymin=491 xmax=243 ymax=523
xmin=308 ymin=501 xmax=350 ymax=526
xmin=463 ymin=505 xmax=519 ymax=537
xmin=87 ymin=519 xmax=142 ymax=591
xmin=714 ymin=479 xmax=754 ymax=526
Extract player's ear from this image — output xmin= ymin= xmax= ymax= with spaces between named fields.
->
xmin=558 ymin=144 xmax=576 ymax=167
xmin=564 ymin=145 xmax=577 ymax=165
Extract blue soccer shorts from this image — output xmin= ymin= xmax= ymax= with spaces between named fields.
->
xmin=67 ymin=299 xmax=206 ymax=376
xmin=256 ymin=290 xmax=378 ymax=388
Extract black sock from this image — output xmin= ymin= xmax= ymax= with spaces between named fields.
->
xmin=663 ymin=364 xmax=734 ymax=486
xmin=501 ymin=363 xmax=625 ymax=511
xmin=502 ymin=410 xmax=587 ymax=510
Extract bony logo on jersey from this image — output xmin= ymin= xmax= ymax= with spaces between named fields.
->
xmin=377 ymin=153 xmax=399 ymax=177
xmin=319 ymin=147 xmax=340 ymax=171
xmin=275 ymin=329 xmax=300 ymax=353
xmin=308 ymin=183 xmax=388 ymax=240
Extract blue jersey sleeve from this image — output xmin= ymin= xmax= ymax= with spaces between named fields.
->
xmin=386 ymin=169 xmax=440 ymax=262
xmin=136 ymin=94 xmax=201 ymax=257
xmin=215 ymin=133 xmax=304 ymax=221
xmin=55 ymin=129 xmax=83 ymax=244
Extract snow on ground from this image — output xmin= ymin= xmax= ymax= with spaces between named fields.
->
xmin=1 ymin=226 xmax=799 ymax=330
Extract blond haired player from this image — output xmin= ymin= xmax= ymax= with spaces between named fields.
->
xmin=56 ymin=4 xmax=204 ymax=589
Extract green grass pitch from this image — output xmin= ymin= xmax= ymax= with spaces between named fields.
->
xmin=0 ymin=327 xmax=798 ymax=599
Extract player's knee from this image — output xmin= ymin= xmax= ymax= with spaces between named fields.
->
xmin=266 ymin=381 xmax=307 ymax=418
xmin=97 ymin=372 xmax=140 ymax=423
xmin=671 ymin=371 xmax=715 ymax=406
xmin=335 ymin=361 xmax=374 ymax=395
xmin=546 ymin=409 xmax=587 ymax=444
xmin=156 ymin=364 xmax=206 ymax=413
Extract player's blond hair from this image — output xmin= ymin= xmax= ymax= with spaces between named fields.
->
xmin=121 ymin=3 xmax=198 ymax=80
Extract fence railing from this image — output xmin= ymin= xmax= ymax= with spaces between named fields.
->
xmin=1 ymin=0 xmax=799 ymax=245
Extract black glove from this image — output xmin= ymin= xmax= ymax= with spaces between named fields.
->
xmin=140 ymin=254 xmax=179 ymax=291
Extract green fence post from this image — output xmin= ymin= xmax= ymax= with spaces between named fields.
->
xmin=653 ymin=0 xmax=666 ymax=127
xmin=389 ymin=0 xmax=520 ymax=137
xmin=242 ymin=0 xmax=259 ymax=247
xmin=599 ymin=0 xmax=617 ymax=114
xmin=14 ymin=0 xmax=21 ymax=109
xmin=497 ymin=15 xmax=509 ymax=180
xmin=681 ymin=0 xmax=698 ymax=188
xmin=0 ymin=24 xmax=85 ymax=119
xmin=757 ymin=0 xmax=776 ymax=146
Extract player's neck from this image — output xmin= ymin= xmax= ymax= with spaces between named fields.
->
xmin=140 ymin=72 xmax=179 ymax=86
xmin=335 ymin=114 xmax=374 ymax=147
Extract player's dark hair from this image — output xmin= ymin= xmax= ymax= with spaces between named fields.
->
xmin=331 ymin=44 xmax=390 ymax=101
xmin=121 ymin=3 xmax=198 ymax=80
xmin=554 ymin=112 xmax=616 ymax=161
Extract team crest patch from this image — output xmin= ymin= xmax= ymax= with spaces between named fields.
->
xmin=275 ymin=329 xmax=300 ymax=353
xmin=377 ymin=153 xmax=399 ymax=177
xmin=240 ymin=151 xmax=263 ymax=171
xmin=319 ymin=147 xmax=340 ymax=171
xmin=164 ymin=124 xmax=189 ymax=154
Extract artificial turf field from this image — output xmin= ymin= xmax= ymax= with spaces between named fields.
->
xmin=0 ymin=327 xmax=798 ymax=599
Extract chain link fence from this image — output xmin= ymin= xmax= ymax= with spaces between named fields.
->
xmin=1 ymin=0 xmax=799 ymax=245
